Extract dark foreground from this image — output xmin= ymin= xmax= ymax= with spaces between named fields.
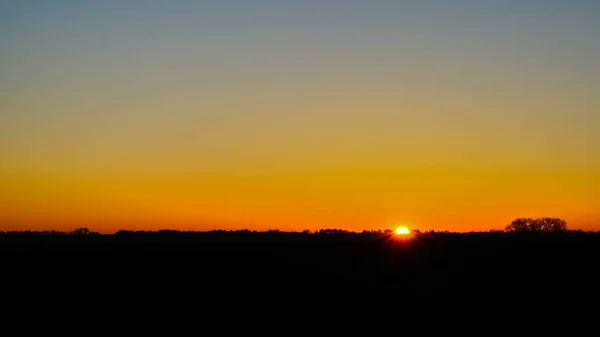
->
xmin=3 ymin=230 xmax=600 ymax=315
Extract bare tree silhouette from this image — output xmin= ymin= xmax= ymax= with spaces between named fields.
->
xmin=505 ymin=217 xmax=567 ymax=232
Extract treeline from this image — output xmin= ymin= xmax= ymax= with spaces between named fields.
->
xmin=0 ymin=227 xmax=100 ymax=236
xmin=1 ymin=217 xmax=594 ymax=237
xmin=504 ymin=217 xmax=568 ymax=233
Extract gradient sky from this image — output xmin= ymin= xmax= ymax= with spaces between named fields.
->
xmin=1 ymin=0 xmax=599 ymax=233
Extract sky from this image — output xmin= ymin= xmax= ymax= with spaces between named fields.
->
xmin=1 ymin=0 xmax=599 ymax=233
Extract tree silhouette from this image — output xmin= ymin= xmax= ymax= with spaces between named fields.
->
xmin=537 ymin=217 xmax=567 ymax=232
xmin=505 ymin=218 xmax=531 ymax=232
xmin=505 ymin=217 xmax=567 ymax=232
xmin=71 ymin=227 xmax=98 ymax=235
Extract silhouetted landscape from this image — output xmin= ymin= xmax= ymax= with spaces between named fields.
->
xmin=4 ymin=1 xmax=600 ymax=322
xmin=4 ymin=219 xmax=600 ymax=308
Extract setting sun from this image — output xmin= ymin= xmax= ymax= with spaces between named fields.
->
xmin=395 ymin=226 xmax=410 ymax=235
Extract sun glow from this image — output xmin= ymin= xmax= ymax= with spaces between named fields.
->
xmin=395 ymin=226 xmax=410 ymax=235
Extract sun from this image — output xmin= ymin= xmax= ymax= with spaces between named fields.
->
xmin=395 ymin=226 xmax=410 ymax=235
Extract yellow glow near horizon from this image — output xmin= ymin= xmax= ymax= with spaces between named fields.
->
xmin=1 ymin=2 xmax=599 ymax=234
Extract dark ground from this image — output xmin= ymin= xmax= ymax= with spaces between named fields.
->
xmin=2 ymin=230 xmax=600 ymax=318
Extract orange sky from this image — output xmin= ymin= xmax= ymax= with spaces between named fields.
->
xmin=2 ymin=164 xmax=598 ymax=233
xmin=1 ymin=2 xmax=599 ymax=233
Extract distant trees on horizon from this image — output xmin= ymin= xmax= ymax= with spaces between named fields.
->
xmin=505 ymin=217 xmax=567 ymax=233
xmin=0 ymin=227 xmax=100 ymax=236
xmin=0 ymin=220 xmax=579 ymax=236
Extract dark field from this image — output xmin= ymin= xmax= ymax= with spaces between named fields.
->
xmin=3 ymin=230 xmax=599 ymax=301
